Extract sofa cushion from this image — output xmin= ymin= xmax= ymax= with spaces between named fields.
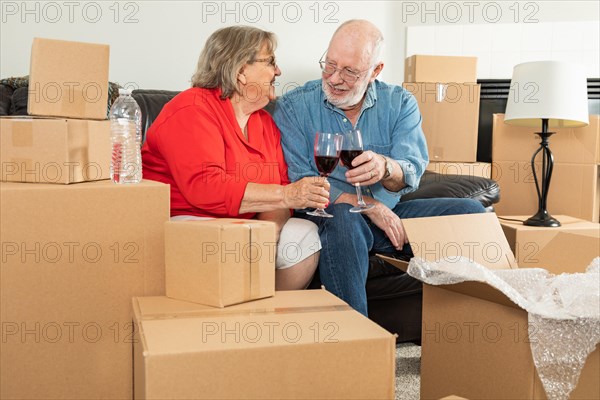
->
xmin=401 ymin=170 xmax=500 ymax=209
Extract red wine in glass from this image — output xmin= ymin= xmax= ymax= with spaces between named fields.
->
xmin=340 ymin=150 xmax=363 ymax=169
xmin=341 ymin=129 xmax=375 ymax=213
xmin=308 ymin=132 xmax=341 ymax=218
xmin=315 ymin=155 xmax=339 ymax=175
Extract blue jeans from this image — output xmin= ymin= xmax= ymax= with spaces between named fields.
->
xmin=298 ymin=198 xmax=485 ymax=316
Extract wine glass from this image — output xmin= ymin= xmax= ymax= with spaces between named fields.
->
xmin=340 ymin=129 xmax=375 ymax=213
xmin=307 ymin=132 xmax=341 ymax=218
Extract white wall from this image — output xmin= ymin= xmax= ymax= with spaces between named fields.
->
xmin=1 ymin=1 xmax=599 ymax=93
xmin=406 ymin=21 xmax=600 ymax=78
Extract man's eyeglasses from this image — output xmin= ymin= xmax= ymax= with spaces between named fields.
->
xmin=318 ymin=59 xmax=371 ymax=84
xmin=251 ymin=56 xmax=277 ymax=68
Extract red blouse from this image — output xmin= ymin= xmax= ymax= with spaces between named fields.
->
xmin=141 ymin=87 xmax=290 ymax=218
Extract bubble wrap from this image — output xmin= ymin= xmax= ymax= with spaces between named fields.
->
xmin=408 ymin=257 xmax=600 ymax=400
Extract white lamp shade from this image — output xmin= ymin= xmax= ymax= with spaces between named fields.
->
xmin=504 ymin=61 xmax=589 ymax=129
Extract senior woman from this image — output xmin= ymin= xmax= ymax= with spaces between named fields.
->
xmin=142 ymin=26 xmax=328 ymax=290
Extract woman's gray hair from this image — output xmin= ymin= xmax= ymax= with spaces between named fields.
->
xmin=191 ymin=26 xmax=277 ymax=99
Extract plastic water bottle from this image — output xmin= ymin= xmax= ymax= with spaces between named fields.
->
xmin=109 ymin=89 xmax=142 ymax=184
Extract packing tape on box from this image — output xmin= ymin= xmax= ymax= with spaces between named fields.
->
xmin=436 ymin=83 xmax=447 ymax=103
xmin=407 ymin=256 xmax=600 ymax=400
xmin=11 ymin=121 xmax=33 ymax=147
xmin=139 ymin=304 xmax=353 ymax=321
xmin=246 ymin=225 xmax=261 ymax=301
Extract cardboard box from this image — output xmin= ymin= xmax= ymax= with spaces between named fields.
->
xmin=1 ymin=117 xmax=111 ymax=184
xmin=492 ymin=161 xmax=599 ymax=222
xmin=403 ymin=83 xmax=480 ymax=162
xmin=499 ymin=215 xmax=600 ymax=272
xmin=0 ymin=180 xmax=170 ymax=400
xmin=165 ymin=218 xmax=276 ymax=307
xmin=492 ymin=114 xmax=600 ymax=164
xmin=380 ymin=213 xmax=599 ymax=399
xmin=404 ymin=55 xmax=477 ymax=83
xmin=28 ymin=37 xmax=109 ymax=120
xmin=426 ymin=162 xmax=492 ymax=179
xmin=133 ymin=290 xmax=396 ymax=399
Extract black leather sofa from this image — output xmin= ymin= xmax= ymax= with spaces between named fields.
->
xmin=0 ymin=85 xmax=500 ymax=343
xmin=130 ymin=89 xmax=500 ymax=343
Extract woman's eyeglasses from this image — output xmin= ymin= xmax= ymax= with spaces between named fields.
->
xmin=252 ymin=56 xmax=277 ymax=68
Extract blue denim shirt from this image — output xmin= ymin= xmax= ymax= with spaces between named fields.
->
xmin=273 ymin=79 xmax=429 ymax=209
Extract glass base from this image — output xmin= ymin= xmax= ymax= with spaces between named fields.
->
xmin=307 ymin=208 xmax=334 ymax=218
xmin=349 ymin=203 xmax=375 ymax=213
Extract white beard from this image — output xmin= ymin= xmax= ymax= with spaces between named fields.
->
xmin=322 ymin=78 xmax=370 ymax=110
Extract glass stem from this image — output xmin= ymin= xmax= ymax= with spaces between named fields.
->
xmin=355 ymin=183 xmax=367 ymax=206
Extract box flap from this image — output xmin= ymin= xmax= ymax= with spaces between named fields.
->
xmin=534 ymin=231 xmax=599 ymax=273
xmin=377 ymin=255 xmax=519 ymax=309
xmin=134 ymin=290 xmax=394 ymax=355
xmin=402 ymin=213 xmax=517 ymax=270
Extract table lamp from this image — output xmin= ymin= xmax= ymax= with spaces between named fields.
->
xmin=504 ymin=61 xmax=589 ymax=227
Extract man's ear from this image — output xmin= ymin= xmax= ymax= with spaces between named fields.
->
xmin=369 ymin=62 xmax=384 ymax=82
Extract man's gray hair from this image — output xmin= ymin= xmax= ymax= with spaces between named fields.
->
xmin=191 ymin=26 xmax=277 ymax=99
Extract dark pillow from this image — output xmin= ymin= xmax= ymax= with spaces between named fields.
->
xmin=10 ymin=87 xmax=29 ymax=116
xmin=0 ymin=84 xmax=13 ymax=115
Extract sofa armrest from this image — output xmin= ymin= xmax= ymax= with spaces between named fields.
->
xmin=401 ymin=171 xmax=500 ymax=208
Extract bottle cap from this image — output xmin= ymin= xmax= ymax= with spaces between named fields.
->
xmin=118 ymin=88 xmax=132 ymax=96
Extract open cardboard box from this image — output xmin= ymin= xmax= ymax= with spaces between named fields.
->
xmin=380 ymin=213 xmax=599 ymax=400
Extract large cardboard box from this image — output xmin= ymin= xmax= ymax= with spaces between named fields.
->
xmin=426 ymin=162 xmax=492 ymax=179
xmin=403 ymin=82 xmax=480 ymax=162
xmin=133 ymin=290 xmax=396 ymax=399
xmin=165 ymin=219 xmax=276 ymax=307
xmin=381 ymin=213 xmax=599 ymax=399
xmin=492 ymin=114 xmax=600 ymax=164
xmin=404 ymin=55 xmax=477 ymax=83
xmin=1 ymin=117 xmax=110 ymax=183
xmin=0 ymin=180 xmax=170 ymax=400
xmin=28 ymin=38 xmax=110 ymax=120
xmin=492 ymin=161 xmax=599 ymax=222
xmin=499 ymin=215 xmax=600 ymax=272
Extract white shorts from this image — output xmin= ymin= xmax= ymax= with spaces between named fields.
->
xmin=169 ymin=216 xmax=321 ymax=270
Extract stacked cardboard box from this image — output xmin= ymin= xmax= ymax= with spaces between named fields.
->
xmin=0 ymin=38 xmax=172 ymax=400
xmin=1 ymin=38 xmax=111 ymax=184
xmin=165 ymin=219 xmax=277 ymax=307
xmin=1 ymin=180 xmax=170 ymax=399
xmin=381 ymin=213 xmax=599 ymax=399
xmin=426 ymin=161 xmax=492 ymax=179
xmin=492 ymin=114 xmax=600 ymax=222
xmin=134 ymin=219 xmax=397 ymax=399
xmin=403 ymin=55 xmax=480 ymax=163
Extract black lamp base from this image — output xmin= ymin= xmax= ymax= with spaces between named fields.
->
xmin=524 ymin=210 xmax=561 ymax=227
xmin=524 ymin=119 xmax=561 ymax=228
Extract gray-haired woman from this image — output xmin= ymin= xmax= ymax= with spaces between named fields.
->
xmin=142 ymin=26 xmax=326 ymax=289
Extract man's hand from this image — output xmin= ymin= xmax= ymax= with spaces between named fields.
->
xmin=363 ymin=202 xmax=408 ymax=250
xmin=344 ymin=150 xmax=385 ymax=186
xmin=344 ymin=150 xmax=406 ymax=192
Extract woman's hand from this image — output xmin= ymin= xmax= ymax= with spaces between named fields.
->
xmin=282 ymin=177 xmax=330 ymax=210
xmin=363 ymin=201 xmax=408 ymax=250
